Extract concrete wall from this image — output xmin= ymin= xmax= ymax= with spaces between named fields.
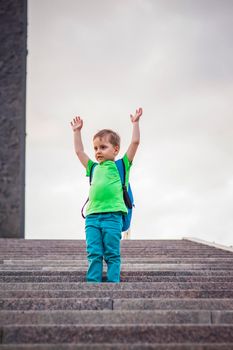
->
xmin=0 ymin=1 xmax=27 ymax=238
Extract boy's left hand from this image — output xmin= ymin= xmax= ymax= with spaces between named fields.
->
xmin=130 ymin=107 xmax=143 ymax=123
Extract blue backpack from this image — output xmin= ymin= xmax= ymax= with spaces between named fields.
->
xmin=81 ymin=159 xmax=134 ymax=232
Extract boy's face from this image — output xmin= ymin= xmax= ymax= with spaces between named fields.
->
xmin=93 ymin=137 xmax=119 ymax=163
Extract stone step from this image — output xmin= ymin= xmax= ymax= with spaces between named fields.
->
xmin=2 ymin=298 xmax=233 ymax=311
xmin=0 ymin=281 xmax=233 ymax=293
xmin=1 ymin=246 xmax=231 ymax=251
xmin=1 ymin=289 xmax=233 ymax=300
xmin=1 ymin=310 xmax=233 ymax=326
xmin=1 ymin=262 xmax=233 ymax=268
xmin=1 ymin=281 xmax=233 ymax=291
xmin=118 ymin=276 xmax=233 ymax=282
xmin=2 ymin=247 xmax=228 ymax=250
xmin=0 ymin=277 xmax=231 ymax=284
xmin=2 ymin=251 xmax=229 ymax=254
xmin=0 ymin=243 xmax=227 ymax=247
xmin=2 ymin=270 xmax=233 ymax=276
xmin=2 ymin=325 xmax=233 ymax=344
xmin=1 ymin=265 xmax=233 ymax=273
xmin=0 ymin=238 xmax=192 ymax=243
xmin=0 ymin=240 xmax=228 ymax=248
xmin=0 ymin=243 xmax=225 ymax=247
xmin=7 ymin=255 xmax=229 ymax=258
xmin=1 ymin=274 xmax=233 ymax=283
xmin=1 ymin=255 xmax=232 ymax=261
xmin=1 ymin=275 xmax=233 ymax=286
xmin=0 ymin=310 xmax=212 ymax=326
xmin=114 ymin=298 xmax=233 ymax=310
xmin=0 ymin=298 xmax=113 ymax=311
xmin=2 ymin=258 xmax=233 ymax=264
xmin=1 ymin=252 xmax=232 ymax=257
xmin=0 ymin=264 xmax=231 ymax=271
xmin=119 ymin=275 xmax=233 ymax=282
xmin=0 ymin=243 xmax=229 ymax=248
xmin=0 ymin=245 xmax=222 ymax=250
xmin=0 ymin=343 xmax=233 ymax=350
xmin=1 ymin=254 xmax=232 ymax=260
xmin=1 ymin=243 xmax=231 ymax=250
xmin=25 ymin=246 xmax=233 ymax=249
xmin=0 ymin=238 xmax=223 ymax=245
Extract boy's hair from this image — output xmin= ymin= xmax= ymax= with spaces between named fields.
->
xmin=93 ymin=129 xmax=120 ymax=147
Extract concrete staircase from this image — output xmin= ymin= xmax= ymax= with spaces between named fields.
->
xmin=1 ymin=238 xmax=233 ymax=349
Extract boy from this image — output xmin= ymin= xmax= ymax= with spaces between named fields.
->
xmin=70 ymin=108 xmax=142 ymax=282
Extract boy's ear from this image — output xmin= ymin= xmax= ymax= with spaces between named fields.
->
xmin=114 ymin=145 xmax=120 ymax=155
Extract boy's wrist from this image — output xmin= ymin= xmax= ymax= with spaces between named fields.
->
xmin=132 ymin=121 xmax=140 ymax=126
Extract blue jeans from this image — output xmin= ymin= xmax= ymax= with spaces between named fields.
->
xmin=85 ymin=212 xmax=123 ymax=283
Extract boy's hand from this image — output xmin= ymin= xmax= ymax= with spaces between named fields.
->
xmin=71 ymin=116 xmax=89 ymax=168
xmin=71 ymin=116 xmax=83 ymax=131
xmin=130 ymin=107 xmax=143 ymax=123
xmin=126 ymin=107 xmax=142 ymax=162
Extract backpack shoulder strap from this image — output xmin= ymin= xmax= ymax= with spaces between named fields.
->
xmin=116 ymin=158 xmax=132 ymax=209
xmin=81 ymin=162 xmax=97 ymax=219
xmin=89 ymin=162 xmax=97 ymax=185
xmin=115 ymin=158 xmax=126 ymax=186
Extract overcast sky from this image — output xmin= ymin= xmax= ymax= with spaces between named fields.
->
xmin=26 ymin=0 xmax=233 ymax=246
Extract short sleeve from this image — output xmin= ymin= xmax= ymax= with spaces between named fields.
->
xmin=123 ymin=153 xmax=132 ymax=171
xmin=86 ymin=159 xmax=96 ymax=177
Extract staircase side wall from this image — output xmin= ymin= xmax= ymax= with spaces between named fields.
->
xmin=0 ymin=0 xmax=27 ymax=238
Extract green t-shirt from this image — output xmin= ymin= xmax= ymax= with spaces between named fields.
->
xmin=85 ymin=154 xmax=132 ymax=216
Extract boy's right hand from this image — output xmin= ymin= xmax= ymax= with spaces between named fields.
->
xmin=71 ymin=116 xmax=83 ymax=131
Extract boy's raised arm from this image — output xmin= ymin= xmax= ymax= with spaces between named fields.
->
xmin=126 ymin=107 xmax=143 ymax=162
xmin=71 ymin=116 xmax=90 ymax=168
